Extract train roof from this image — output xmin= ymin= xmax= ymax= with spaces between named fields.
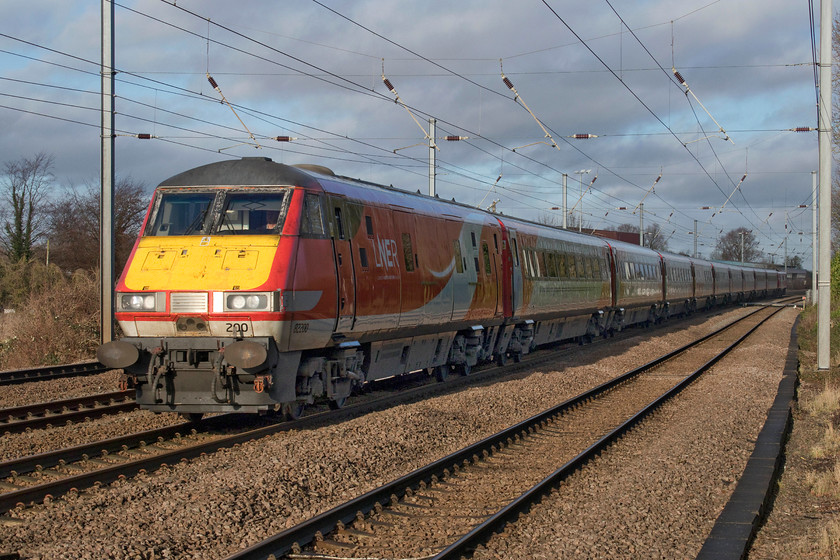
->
xmin=158 ymin=157 xmax=322 ymax=189
xmin=156 ymin=159 xmax=776 ymax=276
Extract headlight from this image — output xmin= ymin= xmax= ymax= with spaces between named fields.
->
xmin=224 ymin=292 xmax=271 ymax=312
xmin=117 ymin=292 xmax=165 ymax=312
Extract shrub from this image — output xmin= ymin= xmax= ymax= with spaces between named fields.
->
xmin=0 ymin=263 xmax=99 ymax=368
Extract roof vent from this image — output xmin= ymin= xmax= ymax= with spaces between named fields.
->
xmin=292 ymin=163 xmax=335 ymax=176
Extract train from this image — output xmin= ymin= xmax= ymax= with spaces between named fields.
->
xmin=97 ymin=157 xmax=786 ymax=419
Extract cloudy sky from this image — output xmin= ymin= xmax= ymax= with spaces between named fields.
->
xmin=0 ymin=0 xmax=825 ymax=266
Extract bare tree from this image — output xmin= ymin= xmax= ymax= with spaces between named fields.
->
xmin=46 ymin=177 xmax=149 ymax=273
xmin=713 ymin=227 xmax=762 ymax=262
xmin=1 ymin=152 xmax=53 ymax=261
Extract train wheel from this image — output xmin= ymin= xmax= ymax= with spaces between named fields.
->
xmin=513 ymin=352 xmax=522 ymax=363
xmin=329 ymin=396 xmax=348 ymax=410
xmin=282 ymin=402 xmax=305 ymax=421
xmin=456 ymin=363 xmax=471 ymax=376
xmin=496 ymin=353 xmax=508 ymax=367
xmin=434 ymin=365 xmax=449 ymax=382
xmin=180 ymin=412 xmax=203 ymax=422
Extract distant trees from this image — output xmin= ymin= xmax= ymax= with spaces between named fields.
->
xmin=614 ymin=222 xmax=669 ymax=252
xmin=0 ymin=152 xmax=150 ymax=309
xmin=785 ymin=255 xmax=803 ymax=269
xmin=46 ymin=178 xmax=148 ymax=273
xmin=712 ymin=227 xmax=762 ymax=262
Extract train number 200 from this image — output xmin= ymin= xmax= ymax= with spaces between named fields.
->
xmin=293 ymin=323 xmax=309 ymax=334
xmin=225 ymin=322 xmax=249 ymax=334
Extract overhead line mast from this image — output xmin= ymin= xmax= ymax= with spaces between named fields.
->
xmin=100 ymin=0 xmax=114 ymax=345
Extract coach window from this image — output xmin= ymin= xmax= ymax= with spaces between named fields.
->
xmin=300 ymin=193 xmax=325 ymax=236
xmin=584 ymin=257 xmax=593 ymax=279
xmin=575 ymin=255 xmax=585 ymax=279
xmin=533 ymin=251 xmax=542 ymax=277
xmin=567 ymin=254 xmax=577 ymax=278
xmin=333 ymin=208 xmax=346 ymax=240
xmin=512 ymin=238 xmax=520 ymax=266
xmin=453 ymin=240 xmax=464 ymax=273
xmin=546 ymin=252 xmax=557 ymax=278
xmin=401 ymin=233 xmax=415 ymax=272
xmin=482 ymin=243 xmax=492 ymax=275
xmin=557 ymin=254 xmax=567 ymax=278
xmin=470 ymin=231 xmax=477 ymax=248
xmin=537 ymin=251 xmax=549 ymax=276
xmin=359 ymin=247 xmax=369 ymax=268
xmin=365 ymin=215 xmax=374 ymax=237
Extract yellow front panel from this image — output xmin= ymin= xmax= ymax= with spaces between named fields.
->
xmin=124 ymin=235 xmax=280 ymax=291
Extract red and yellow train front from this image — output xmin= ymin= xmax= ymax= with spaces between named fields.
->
xmin=99 ymin=179 xmax=335 ymax=416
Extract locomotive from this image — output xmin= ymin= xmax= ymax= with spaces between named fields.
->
xmin=97 ymin=157 xmax=785 ymax=419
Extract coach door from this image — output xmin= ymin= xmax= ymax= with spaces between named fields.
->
xmin=391 ymin=210 xmax=421 ymax=328
xmin=507 ymin=229 xmax=523 ymax=316
xmin=330 ymin=197 xmax=356 ymax=332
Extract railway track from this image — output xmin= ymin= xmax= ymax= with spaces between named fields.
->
xmin=0 ymin=361 xmax=110 ymax=386
xmin=0 ymin=391 xmax=136 ymax=435
xmin=222 ymin=302 xmax=787 ymax=560
xmin=0 ymin=300 xmax=794 ymax=521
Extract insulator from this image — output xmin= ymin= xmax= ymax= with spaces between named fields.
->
xmin=572 ymin=134 xmax=596 ymax=139
xmin=137 ymin=133 xmax=152 ymax=140
xmin=383 ymin=78 xmax=395 ymax=92
xmin=740 ymin=174 xmax=747 ymax=182
xmin=673 ymin=69 xmax=686 ymax=85
xmin=274 ymin=136 xmax=292 ymax=142
xmin=445 ymin=136 xmax=461 ymax=141
xmin=502 ymin=76 xmax=515 ymax=90
xmin=207 ymin=75 xmax=219 ymax=89
xmin=794 ymin=127 xmax=813 ymax=132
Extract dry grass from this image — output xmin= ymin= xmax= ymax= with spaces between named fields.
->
xmin=804 ymin=380 xmax=840 ymax=499
xmin=820 ymin=519 xmax=840 ymax=560
xmin=804 ymin=380 xmax=840 ymax=559
xmin=804 ymin=382 xmax=840 ymax=416
xmin=806 ymin=462 xmax=840 ymax=498
xmin=0 ymin=267 xmax=99 ymax=369
xmin=795 ymin=297 xmax=840 ymax=560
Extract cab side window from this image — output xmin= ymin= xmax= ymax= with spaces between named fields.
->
xmin=300 ymin=193 xmax=325 ymax=236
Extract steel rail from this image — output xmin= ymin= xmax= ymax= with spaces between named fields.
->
xmin=0 ymin=361 xmax=110 ymax=386
xmin=0 ymin=391 xmax=136 ymax=434
xmin=222 ymin=304 xmax=784 ymax=560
